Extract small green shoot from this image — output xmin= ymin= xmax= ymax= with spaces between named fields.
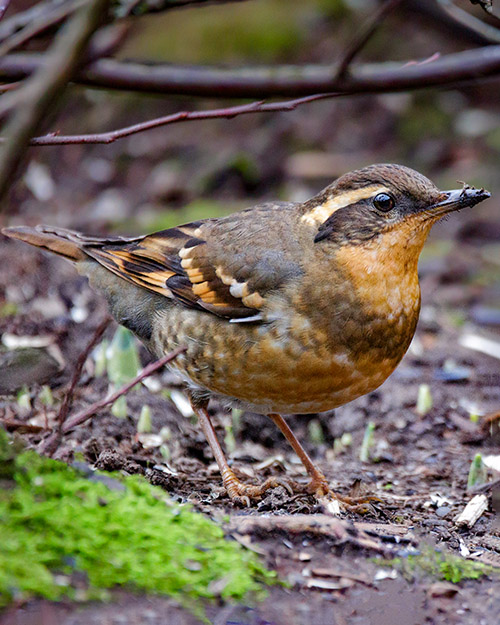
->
xmin=231 ymin=408 xmax=243 ymax=438
xmin=107 ymin=327 xmax=140 ymax=385
xmin=0 ymin=301 xmax=18 ymax=317
xmin=111 ymin=395 xmax=128 ymax=418
xmin=137 ymin=405 xmax=152 ymax=433
xmin=308 ymin=419 xmax=324 ymax=445
xmin=16 ymin=385 xmax=31 ymax=410
xmin=333 ymin=432 xmax=352 ymax=455
xmin=93 ymin=339 xmax=109 ymax=377
xmin=159 ymin=444 xmax=171 ymax=461
xmin=359 ymin=421 xmax=375 ymax=462
xmin=416 ymin=383 xmax=433 ymax=416
xmin=467 ymin=453 xmax=488 ymax=491
xmin=224 ymin=423 xmax=236 ymax=454
xmin=107 ymin=327 xmax=141 ymax=418
xmin=38 ymin=385 xmax=53 ymax=407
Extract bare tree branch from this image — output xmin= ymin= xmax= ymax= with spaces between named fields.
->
xmin=438 ymin=0 xmax=500 ymax=43
xmin=0 ymin=0 xmax=111 ymax=204
xmin=0 ymin=0 xmax=11 ymax=22
xmin=0 ymin=94 xmax=334 ymax=146
xmin=0 ymin=0 xmax=77 ymax=42
xmin=61 ymin=345 xmax=187 ymax=434
xmin=0 ymin=0 xmax=87 ymax=58
xmin=1 ymin=45 xmax=499 ymax=99
xmin=406 ymin=0 xmax=499 ymax=43
xmin=336 ymin=0 xmax=403 ymax=80
xmin=40 ymin=316 xmax=111 ymax=456
xmin=117 ymin=0 xmax=250 ymax=16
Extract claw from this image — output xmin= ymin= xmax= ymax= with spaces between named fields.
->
xmin=221 ymin=468 xmax=294 ymax=502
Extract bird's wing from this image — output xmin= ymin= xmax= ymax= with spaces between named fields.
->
xmin=77 ymin=202 xmax=304 ymax=321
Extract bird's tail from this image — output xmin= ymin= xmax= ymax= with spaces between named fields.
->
xmin=2 ymin=225 xmax=87 ymax=262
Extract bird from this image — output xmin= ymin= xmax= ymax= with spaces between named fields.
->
xmin=2 ymin=164 xmax=490 ymax=506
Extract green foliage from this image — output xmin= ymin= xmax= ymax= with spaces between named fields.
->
xmin=0 ymin=301 xmax=18 ymax=317
xmin=122 ymin=200 xmax=237 ymax=234
xmin=467 ymin=453 xmax=488 ymax=491
xmin=137 ymin=405 xmax=153 ymax=433
xmin=121 ymin=2 xmax=305 ymax=63
xmin=379 ymin=547 xmax=495 ymax=584
xmin=107 ymin=326 xmax=140 ymax=387
xmin=107 ymin=326 xmax=141 ymax=417
xmin=16 ymin=385 xmax=31 ymax=410
xmin=39 ymin=385 xmax=54 ymax=407
xmin=0 ymin=437 xmax=276 ymax=608
xmin=416 ymin=384 xmax=433 ymax=416
xmin=398 ymin=94 xmax=452 ymax=147
xmin=359 ymin=421 xmax=375 ymax=462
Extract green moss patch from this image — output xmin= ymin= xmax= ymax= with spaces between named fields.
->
xmin=378 ymin=547 xmax=496 ymax=584
xmin=0 ymin=430 xmax=275 ymax=608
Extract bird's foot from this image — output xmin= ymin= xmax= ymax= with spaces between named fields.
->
xmin=306 ymin=473 xmax=380 ymax=514
xmin=221 ymin=467 xmax=294 ymax=506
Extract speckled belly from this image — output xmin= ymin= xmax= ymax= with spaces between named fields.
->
xmin=152 ymin=304 xmax=416 ymax=415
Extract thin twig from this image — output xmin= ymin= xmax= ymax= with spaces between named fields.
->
xmin=56 ymin=317 xmax=111 ymax=429
xmin=0 ymin=81 xmax=19 ymax=92
xmin=118 ymin=0 xmax=250 ymax=16
xmin=0 ymin=0 xmax=87 ymax=59
xmin=0 ymin=0 xmax=75 ymax=42
xmin=336 ymin=0 xmax=403 ymax=80
xmin=438 ymin=0 xmax=500 ymax=43
xmin=0 ymin=418 xmax=46 ymax=434
xmin=39 ymin=316 xmax=111 ymax=456
xmin=226 ymin=515 xmax=393 ymax=555
xmin=0 ymin=0 xmax=111 ymax=205
xmin=8 ymin=94 xmax=332 ymax=146
xmin=0 ymin=0 xmax=11 ymax=22
xmin=0 ymin=45 xmax=498 ymax=98
xmin=62 ymin=345 xmax=187 ymax=433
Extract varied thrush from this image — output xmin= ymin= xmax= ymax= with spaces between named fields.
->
xmin=2 ymin=164 xmax=490 ymax=506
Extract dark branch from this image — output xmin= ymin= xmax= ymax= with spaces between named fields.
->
xmin=0 ymin=45 xmax=499 ymax=99
xmin=0 ymin=0 xmax=110 ymax=203
xmin=0 ymin=0 xmax=82 ymax=42
xmin=336 ymin=0 xmax=403 ymax=80
xmin=0 ymin=0 xmax=11 ymax=22
xmin=117 ymin=0 xmax=250 ymax=17
xmin=2 ymin=94 xmax=334 ymax=146
xmin=40 ymin=316 xmax=111 ymax=456
xmin=0 ymin=0 xmax=87 ymax=58
xmin=438 ymin=0 xmax=500 ymax=43
xmin=62 ymin=346 xmax=187 ymax=433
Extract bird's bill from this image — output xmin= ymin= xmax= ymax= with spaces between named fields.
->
xmin=427 ymin=186 xmax=491 ymax=218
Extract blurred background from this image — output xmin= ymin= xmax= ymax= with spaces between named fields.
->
xmin=4 ymin=0 xmax=499 ymax=233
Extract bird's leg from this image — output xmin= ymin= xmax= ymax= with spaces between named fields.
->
xmin=191 ymin=400 xmax=291 ymax=504
xmin=267 ymin=413 xmax=330 ymax=496
xmin=268 ymin=413 xmax=380 ymax=507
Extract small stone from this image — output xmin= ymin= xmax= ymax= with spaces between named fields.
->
xmin=427 ymin=581 xmax=459 ymax=598
xmin=435 ymin=506 xmax=452 ymax=518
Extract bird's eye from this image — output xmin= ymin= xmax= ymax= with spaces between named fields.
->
xmin=373 ymin=193 xmax=395 ymax=212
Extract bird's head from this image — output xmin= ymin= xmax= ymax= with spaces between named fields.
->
xmin=301 ymin=163 xmax=490 ymax=253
